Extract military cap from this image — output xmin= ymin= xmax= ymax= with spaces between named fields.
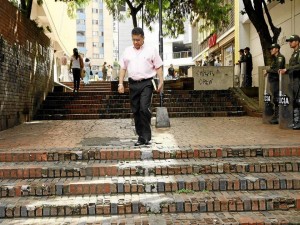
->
xmin=268 ymin=43 xmax=280 ymax=49
xmin=286 ymin=34 xmax=300 ymax=42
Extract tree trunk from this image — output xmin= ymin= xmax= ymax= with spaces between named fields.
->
xmin=26 ymin=0 xmax=33 ymax=19
xmin=242 ymin=0 xmax=281 ymax=66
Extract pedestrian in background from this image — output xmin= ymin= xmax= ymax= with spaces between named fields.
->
xmin=102 ymin=62 xmax=107 ymax=81
xmin=83 ymin=58 xmax=91 ymax=85
xmin=279 ymin=34 xmax=300 ymax=129
xmin=70 ymin=48 xmax=83 ymax=92
xmin=60 ymin=53 xmax=68 ymax=82
xmin=118 ymin=27 xmax=163 ymax=146
xmin=168 ymin=64 xmax=175 ymax=78
xmin=244 ymin=47 xmax=253 ymax=87
xmin=264 ymin=43 xmax=285 ymax=124
xmin=107 ymin=65 xmax=113 ymax=81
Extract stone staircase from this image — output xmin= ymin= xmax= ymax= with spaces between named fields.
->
xmin=34 ymin=81 xmax=246 ymax=120
xmin=0 ymin=145 xmax=300 ymax=224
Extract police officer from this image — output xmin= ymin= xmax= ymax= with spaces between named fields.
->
xmin=279 ymin=34 xmax=300 ymax=130
xmin=244 ymin=47 xmax=253 ymax=87
xmin=265 ymin=43 xmax=286 ymax=124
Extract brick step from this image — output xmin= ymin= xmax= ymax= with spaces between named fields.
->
xmin=36 ymin=106 xmax=244 ymax=114
xmin=0 ymin=190 xmax=299 ymax=218
xmin=41 ymin=102 xmax=239 ymax=109
xmin=45 ymin=96 xmax=235 ymax=102
xmin=2 ymin=210 xmax=300 ymax=225
xmin=155 ymin=111 xmax=246 ymax=117
xmin=34 ymin=113 xmax=132 ymax=120
xmin=0 ymin=157 xmax=299 ymax=179
xmin=1 ymin=146 xmax=299 ymax=162
xmin=34 ymin=111 xmax=246 ymax=120
xmin=62 ymin=81 xmax=112 ymax=86
xmin=1 ymin=173 xmax=300 ymax=197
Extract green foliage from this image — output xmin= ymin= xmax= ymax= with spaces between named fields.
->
xmin=104 ymin=0 xmax=232 ymax=38
xmin=176 ymin=189 xmax=195 ymax=194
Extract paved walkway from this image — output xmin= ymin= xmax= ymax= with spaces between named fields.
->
xmin=0 ymin=116 xmax=299 ymax=150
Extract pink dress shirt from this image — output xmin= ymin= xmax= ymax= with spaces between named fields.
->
xmin=119 ymin=44 xmax=163 ymax=81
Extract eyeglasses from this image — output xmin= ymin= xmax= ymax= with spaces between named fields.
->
xmin=132 ymin=38 xmax=142 ymax=42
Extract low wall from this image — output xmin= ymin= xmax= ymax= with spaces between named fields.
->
xmin=192 ymin=66 xmax=234 ymax=90
xmin=0 ymin=2 xmax=53 ymax=131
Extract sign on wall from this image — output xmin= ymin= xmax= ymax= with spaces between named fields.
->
xmin=192 ymin=66 xmax=234 ymax=90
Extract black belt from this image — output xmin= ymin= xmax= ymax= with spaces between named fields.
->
xmin=128 ymin=77 xmax=153 ymax=84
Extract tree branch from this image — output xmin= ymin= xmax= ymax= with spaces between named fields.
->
xmin=262 ymin=0 xmax=281 ymax=43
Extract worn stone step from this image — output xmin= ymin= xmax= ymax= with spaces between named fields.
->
xmin=40 ymin=102 xmax=240 ymax=109
xmin=35 ymin=111 xmax=246 ymax=120
xmin=2 ymin=210 xmax=300 ymax=224
xmin=0 ymin=145 xmax=299 ymax=162
xmin=36 ymin=106 xmax=244 ymax=115
xmin=0 ymin=157 xmax=299 ymax=179
xmin=1 ymin=173 xmax=300 ymax=198
xmin=34 ymin=113 xmax=132 ymax=120
xmin=0 ymin=190 xmax=299 ymax=218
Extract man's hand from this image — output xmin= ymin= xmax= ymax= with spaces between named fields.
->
xmin=263 ymin=69 xmax=267 ymax=77
xmin=118 ymin=84 xmax=124 ymax=94
xmin=278 ymin=69 xmax=287 ymax=75
xmin=157 ymin=81 xmax=164 ymax=93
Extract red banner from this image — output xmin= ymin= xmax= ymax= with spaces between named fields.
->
xmin=208 ymin=33 xmax=217 ymax=48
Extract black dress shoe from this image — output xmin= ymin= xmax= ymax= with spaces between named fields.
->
xmin=134 ymin=140 xmax=145 ymax=146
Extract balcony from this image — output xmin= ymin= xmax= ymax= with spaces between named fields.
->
xmin=164 ymin=51 xmax=194 ymax=67
xmin=173 ymin=51 xmax=192 ymax=59
xmin=77 ymin=36 xmax=86 ymax=42
xmin=77 ymin=25 xmax=86 ymax=31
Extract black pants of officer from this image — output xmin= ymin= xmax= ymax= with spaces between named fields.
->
xmin=245 ymin=69 xmax=252 ymax=87
xmin=129 ymin=78 xmax=154 ymax=141
xmin=269 ymin=73 xmax=279 ymax=111
xmin=291 ymin=72 xmax=300 ymax=127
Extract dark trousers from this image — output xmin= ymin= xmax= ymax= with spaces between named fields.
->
xmin=72 ymin=68 xmax=81 ymax=91
xmin=269 ymin=73 xmax=279 ymax=107
xmin=129 ymin=79 xmax=154 ymax=141
xmin=245 ymin=69 xmax=252 ymax=87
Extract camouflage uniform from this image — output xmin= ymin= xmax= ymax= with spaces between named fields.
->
xmin=266 ymin=49 xmax=286 ymax=124
xmin=286 ymin=35 xmax=300 ymax=129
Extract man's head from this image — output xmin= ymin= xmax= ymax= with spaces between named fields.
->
xmin=239 ymin=49 xmax=244 ymax=55
xmin=170 ymin=64 xmax=173 ymax=67
xmin=286 ymin=34 xmax=300 ymax=49
xmin=131 ymin=27 xmax=144 ymax=49
xmin=244 ymin=47 xmax=250 ymax=53
xmin=268 ymin=43 xmax=280 ymax=56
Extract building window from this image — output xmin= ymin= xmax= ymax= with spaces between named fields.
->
xmin=99 ymin=54 xmax=104 ymax=59
xmin=92 ymin=31 xmax=98 ymax=36
xmin=93 ymin=54 xmax=99 ymax=58
xmin=93 ymin=42 xmax=99 ymax=47
xmin=78 ymin=43 xmax=85 ymax=47
xmin=92 ymin=8 xmax=98 ymax=13
xmin=77 ymin=31 xmax=85 ymax=36
xmin=224 ymin=44 xmax=233 ymax=66
xmin=92 ymin=20 xmax=99 ymax=25
xmin=77 ymin=8 xmax=84 ymax=13
xmin=77 ymin=19 xmax=85 ymax=25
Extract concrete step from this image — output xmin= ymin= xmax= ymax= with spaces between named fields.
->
xmin=2 ymin=210 xmax=300 ymax=224
xmin=36 ymin=106 xmax=244 ymax=114
xmin=0 ymin=145 xmax=299 ymax=162
xmin=0 ymin=157 xmax=299 ymax=179
xmin=1 ymin=173 xmax=300 ymax=197
xmin=0 ymin=190 xmax=299 ymax=218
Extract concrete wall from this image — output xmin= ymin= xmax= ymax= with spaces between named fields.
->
xmin=0 ymin=1 xmax=53 ymax=131
xmin=192 ymin=66 xmax=234 ymax=90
